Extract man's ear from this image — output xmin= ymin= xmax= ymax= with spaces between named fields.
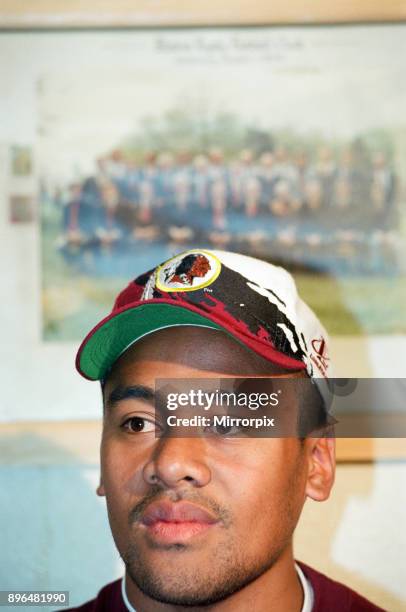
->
xmin=96 ymin=478 xmax=105 ymax=497
xmin=305 ymin=436 xmax=335 ymax=502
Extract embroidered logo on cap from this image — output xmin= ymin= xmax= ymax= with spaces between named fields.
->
xmin=310 ymin=336 xmax=330 ymax=376
xmin=156 ymin=250 xmax=221 ymax=292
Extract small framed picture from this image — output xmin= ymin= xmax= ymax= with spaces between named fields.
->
xmin=10 ymin=145 xmax=33 ymax=176
xmin=9 ymin=194 xmax=35 ymax=223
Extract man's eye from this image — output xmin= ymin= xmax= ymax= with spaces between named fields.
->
xmin=207 ymin=423 xmax=245 ymax=437
xmin=122 ymin=417 xmax=156 ymax=433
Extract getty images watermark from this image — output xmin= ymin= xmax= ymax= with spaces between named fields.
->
xmin=165 ymin=386 xmax=282 ymax=430
xmin=153 ymin=378 xmax=406 ymax=438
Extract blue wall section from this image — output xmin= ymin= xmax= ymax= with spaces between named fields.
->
xmin=0 ymin=465 xmax=122 ymax=610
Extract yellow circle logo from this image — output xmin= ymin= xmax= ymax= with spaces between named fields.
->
xmin=156 ymin=250 xmax=221 ymax=292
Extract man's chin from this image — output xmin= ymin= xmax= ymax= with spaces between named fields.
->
xmin=124 ymin=546 xmax=275 ymax=608
xmin=126 ymin=566 xmax=241 ymax=607
xmin=132 ymin=580 xmax=231 ymax=607
xmin=125 ymin=553 xmax=216 ymax=604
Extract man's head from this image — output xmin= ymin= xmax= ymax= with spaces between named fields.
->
xmin=98 ymin=326 xmax=334 ymax=607
xmin=76 ymin=248 xmax=335 ymax=606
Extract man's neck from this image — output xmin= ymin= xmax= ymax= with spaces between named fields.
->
xmin=124 ymin=546 xmax=303 ymax=612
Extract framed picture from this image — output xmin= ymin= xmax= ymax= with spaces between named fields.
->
xmin=23 ymin=26 xmax=404 ymax=345
xmin=10 ymin=145 xmax=33 ymax=177
xmin=9 ymin=194 xmax=35 ymax=223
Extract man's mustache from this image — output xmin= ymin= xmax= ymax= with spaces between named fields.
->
xmin=128 ymin=486 xmax=232 ymax=528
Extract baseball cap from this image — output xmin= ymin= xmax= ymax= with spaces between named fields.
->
xmin=76 ymin=249 xmax=331 ymax=393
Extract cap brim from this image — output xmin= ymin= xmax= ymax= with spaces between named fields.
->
xmin=76 ymin=301 xmax=223 ymax=380
xmin=76 ymin=299 xmax=305 ymax=380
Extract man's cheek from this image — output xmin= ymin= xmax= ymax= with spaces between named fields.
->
xmin=101 ymin=446 xmax=128 ymax=491
xmin=103 ymin=454 xmax=147 ymax=496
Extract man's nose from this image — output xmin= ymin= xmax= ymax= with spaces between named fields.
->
xmin=143 ymin=436 xmax=211 ymax=488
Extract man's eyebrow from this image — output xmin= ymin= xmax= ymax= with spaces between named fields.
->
xmin=105 ymin=384 xmax=155 ymax=410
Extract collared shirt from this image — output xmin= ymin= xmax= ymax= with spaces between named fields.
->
xmin=296 ymin=561 xmax=315 ymax=612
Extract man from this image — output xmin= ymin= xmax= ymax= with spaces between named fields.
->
xmin=71 ymin=249 xmax=382 ymax=611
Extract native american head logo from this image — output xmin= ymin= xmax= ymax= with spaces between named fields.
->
xmin=165 ymin=254 xmax=211 ymax=286
xmin=156 ymin=250 xmax=221 ymax=292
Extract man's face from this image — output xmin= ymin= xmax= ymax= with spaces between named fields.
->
xmin=99 ymin=328 xmax=324 ymax=607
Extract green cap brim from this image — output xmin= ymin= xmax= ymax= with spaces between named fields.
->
xmin=77 ymin=303 xmax=223 ymax=381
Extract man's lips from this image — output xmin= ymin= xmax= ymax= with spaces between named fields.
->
xmin=142 ymin=500 xmax=218 ymax=524
xmin=140 ymin=500 xmax=219 ymax=544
